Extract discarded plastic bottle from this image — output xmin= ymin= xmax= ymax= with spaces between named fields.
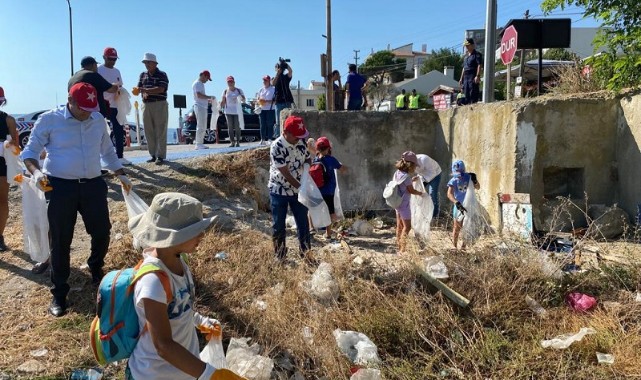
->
xmin=525 ymin=295 xmax=548 ymax=317
xmin=70 ymin=368 xmax=103 ymax=380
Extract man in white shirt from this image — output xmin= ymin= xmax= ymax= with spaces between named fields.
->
xmin=192 ymin=70 xmax=216 ymax=150
xmin=415 ymin=154 xmax=443 ymax=218
xmin=98 ymin=47 xmax=130 ymax=165
xmin=257 ymin=75 xmax=275 ymax=145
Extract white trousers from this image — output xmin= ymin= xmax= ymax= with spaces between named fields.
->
xmin=194 ymin=104 xmax=208 ymax=145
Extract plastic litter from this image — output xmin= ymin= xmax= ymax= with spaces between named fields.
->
xmin=21 ymin=175 xmax=50 ymax=263
xmin=226 ymin=338 xmax=273 ymax=380
xmin=4 ymin=138 xmax=22 ymax=186
xmin=350 ymin=368 xmax=382 ymax=380
xmin=352 ymin=220 xmax=373 ymax=236
xmin=215 ymin=252 xmax=229 ymax=260
xmin=635 ymin=292 xmax=641 ymax=303
xmin=460 ymin=185 xmax=485 ymax=245
xmin=541 ymin=327 xmax=596 ymax=349
xmin=122 ymin=188 xmax=148 ymax=250
xmin=333 ymin=329 xmax=381 ymax=367
xmin=307 ymin=262 xmax=339 ymax=304
xmin=525 ymin=295 xmax=548 ymax=318
xmin=410 ymin=180 xmax=434 ymax=240
xmin=298 ymin=165 xmax=331 ymax=228
xmin=69 ymin=368 xmax=103 ymax=380
xmin=115 ymin=87 xmax=132 ymax=126
xmin=29 ymin=348 xmax=48 ymax=358
xmin=285 ymin=215 xmax=297 ymax=230
xmin=424 ymin=256 xmax=449 ymax=279
xmin=199 ymin=324 xmax=227 ymax=369
xmin=565 ymin=292 xmax=597 ymax=313
xmin=596 ymin=352 xmax=615 ymax=364
xmin=334 ymin=169 xmax=344 ymax=220
xmin=302 ymin=326 xmax=314 ymax=345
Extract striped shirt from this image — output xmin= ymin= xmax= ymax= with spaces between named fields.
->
xmin=137 ymin=68 xmax=169 ymax=102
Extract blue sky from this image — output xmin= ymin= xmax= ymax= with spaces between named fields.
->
xmin=1 ymin=0 xmax=597 ymax=125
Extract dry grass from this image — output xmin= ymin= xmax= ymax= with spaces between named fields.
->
xmin=1 ymin=151 xmax=640 ymax=379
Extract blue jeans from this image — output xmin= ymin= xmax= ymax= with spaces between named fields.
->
xmin=274 ymin=102 xmax=292 ymax=138
xmin=259 ymin=109 xmax=275 ymax=141
xmin=423 ymin=173 xmax=441 ymax=218
xmin=271 ymin=193 xmax=310 ymax=259
xmin=347 ymin=97 xmax=362 ymax=111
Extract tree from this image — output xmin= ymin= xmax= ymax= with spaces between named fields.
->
xmin=366 ymin=83 xmax=397 ymax=111
xmin=359 ymin=51 xmax=406 ymax=85
xmin=541 ymin=0 xmax=641 ymax=90
xmin=420 ymin=48 xmax=464 ymax=80
xmin=543 ymin=48 xmax=580 ymax=61
xmin=317 ymin=94 xmax=326 ymax=111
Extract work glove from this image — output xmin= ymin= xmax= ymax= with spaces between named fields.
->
xmin=118 ymin=175 xmax=132 ymax=194
xmin=193 ymin=312 xmax=220 ymax=333
xmin=3 ymin=141 xmax=21 ymax=156
xmin=455 ymin=201 xmax=467 ymax=214
xmin=198 ymin=364 xmax=247 ymax=380
xmin=470 ymin=172 xmax=478 ymax=185
xmin=33 ymin=170 xmax=52 ymax=192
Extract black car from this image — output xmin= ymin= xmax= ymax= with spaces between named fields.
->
xmin=183 ymin=103 xmax=260 ymax=144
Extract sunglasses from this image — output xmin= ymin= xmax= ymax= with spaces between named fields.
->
xmin=106 ymin=57 xmax=117 ymax=62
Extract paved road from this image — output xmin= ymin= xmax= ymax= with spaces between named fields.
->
xmin=123 ymin=142 xmax=265 ymax=165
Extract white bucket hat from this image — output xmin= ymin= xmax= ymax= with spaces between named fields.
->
xmin=128 ymin=192 xmax=216 ymax=248
xmin=142 ymin=52 xmax=158 ymax=63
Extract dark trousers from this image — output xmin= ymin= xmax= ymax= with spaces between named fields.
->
xmin=347 ymin=97 xmax=362 ymax=111
xmin=259 ymin=109 xmax=275 ymax=141
xmin=270 ymin=193 xmax=310 ymax=259
xmin=108 ymin=108 xmax=125 ymax=158
xmin=463 ymin=74 xmax=480 ymax=104
xmin=46 ymin=177 xmax=111 ymax=300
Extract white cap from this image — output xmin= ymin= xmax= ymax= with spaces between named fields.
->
xmin=142 ymin=52 xmax=158 ymax=63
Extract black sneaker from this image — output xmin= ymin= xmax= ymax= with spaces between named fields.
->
xmin=0 ymin=235 xmax=7 ymax=252
xmin=146 ymin=156 xmax=156 ymax=163
xmin=31 ymin=260 xmax=50 ymax=274
xmin=48 ymin=297 xmax=67 ymax=317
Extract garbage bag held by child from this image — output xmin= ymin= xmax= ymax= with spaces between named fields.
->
xmin=21 ymin=175 xmax=50 ymax=263
xmin=460 ymin=185 xmax=484 ymax=245
xmin=410 ymin=180 xmax=434 ymax=240
xmin=298 ymin=166 xmax=331 ymax=228
xmin=334 ymin=169 xmax=344 ymax=220
xmin=199 ymin=324 xmax=227 ymax=369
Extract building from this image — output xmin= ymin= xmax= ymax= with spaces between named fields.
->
xmin=390 ymin=43 xmax=431 ymax=74
xmin=293 ymin=81 xmax=326 ymax=111
xmin=393 ymin=67 xmax=459 ymax=106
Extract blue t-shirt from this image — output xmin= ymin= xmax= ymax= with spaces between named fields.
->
xmin=447 ymin=173 xmax=471 ymax=203
xmin=314 ymin=155 xmax=342 ymax=195
xmin=346 ymin=72 xmax=366 ymax=100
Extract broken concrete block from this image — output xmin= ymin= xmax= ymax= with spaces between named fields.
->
xmin=587 ymin=205 xmax=631 ymax=240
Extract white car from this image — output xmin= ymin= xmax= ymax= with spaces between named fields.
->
xmin=14 ymin=109 xmax=48 ymax=148
xmin=107 ymin=120 xmax=146 ymax=146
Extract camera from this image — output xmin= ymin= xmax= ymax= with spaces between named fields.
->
xmin=278 ymin=57 xmax=291 ymax=70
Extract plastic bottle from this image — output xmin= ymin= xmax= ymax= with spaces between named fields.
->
xmin=525 ymin=295 xmax=548 ymax=318
xmin=69 ymin=368 xmax=103 ymax=380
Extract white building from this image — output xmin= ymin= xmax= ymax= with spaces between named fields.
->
xmin=292 ymin=81 xmax=325 ymax=111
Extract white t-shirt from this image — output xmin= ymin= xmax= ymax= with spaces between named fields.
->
xmin=257 ymin=86 xmax=275 ymax=111
xmin=222 ymin=88 xmax=244 ymax=115
xmin=128 ymin=251 xmax=199 ymax=380
xmin=416 ymin=154 xmax=442 ymax=182
xmin=192 ymin=80 xmax=208 ymax=108
xmin=97 ymin=65 xmax=123 ymax=108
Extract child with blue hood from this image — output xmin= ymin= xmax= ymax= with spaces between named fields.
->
xmin=446 ymin=160 xmax=480 ymax=250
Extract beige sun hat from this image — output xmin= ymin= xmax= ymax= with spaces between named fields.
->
xmin=128 ymin=192 xmax=216 ymax=248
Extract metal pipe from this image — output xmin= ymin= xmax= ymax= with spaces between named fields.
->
xmin=326 ymin=0 xmax=334 ymax=111
xmin=482 ymin=0 xmax=497 ymax=103
xmin=66 ymin=0 xmax=74 ymax=76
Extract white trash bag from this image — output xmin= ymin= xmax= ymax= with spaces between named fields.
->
xmin=115 ymin=87 xmax=132 ymax=126
xmin=307 ymin=262 xmax=339 ymax=304
xmin=460 ymin=185 xmax=484 ymax=245
xmin=21 ymin=175 xmax=50 ymax=263
xmin=298 ymin=165 xmax=331 ymax=228
xmin=410 ymin=179 xmax=434 ymax=240
xmin=333 ymin=329 xmax=381 ymax=367
xmin=541 ymin=327 xmax=596 ymax=349
xmin=4 ymin=139 xmax=22 ymax=186
xmin=351 ymin=368 xmax=382 ymax=380
xmin=122 ymin=188 xmax=148 ymax=250
xmin=424 ymin=256 xmax=449 ymax=279
xmin=200 ymin=325 xmax=227 ymax=369
xmin=333 ymin=169 xmax=344 ymax=220
xmin=226 ymin=338 xmax=273 ymax=380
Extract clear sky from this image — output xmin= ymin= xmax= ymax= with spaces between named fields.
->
xmin=0 ymin=0 xmax=597 ymax=126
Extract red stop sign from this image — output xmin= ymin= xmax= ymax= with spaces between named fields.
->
xmin=500 ymin=25 xmax=518 ymax=65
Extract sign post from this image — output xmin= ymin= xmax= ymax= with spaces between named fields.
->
xmin=134 ymin=100 xmax=141 ymax=148
xmin=500 ymin=25 xmax=518 ymax=100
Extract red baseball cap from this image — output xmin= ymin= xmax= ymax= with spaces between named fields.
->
xmin=262 ymin=75 xmax=271 ymax=81
xmin=0 ymin=86 xmax=5 ymax=98
xmin=103 ymin=47 xmax=118 ymax=58
xmin=69 ymin=82 xmax=99 ymax=112
xmin=316 ymin=136 xmax=331 ymax=150
xmin=283 ymin=116 xmax=309 ymax=139
xmin=200 ymin=70 xmax=212 ymax=81
xmin=226 ymin=75 xmax=235 ymax=82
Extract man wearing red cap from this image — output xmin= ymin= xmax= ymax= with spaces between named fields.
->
xmin=68 ymin=56 xmax=119 ymax=117
xmin=257 ymin=75 xmax=275 ymax=145
xmin=268 ymin=115 xmax=311 ymax=260
xmin=20 ymin=83 xmax=132 ymax=317
xmin=192 ymin=70 xmax=216 ymax=150
xmin=98 ymin=47 xmax=130 ymax=165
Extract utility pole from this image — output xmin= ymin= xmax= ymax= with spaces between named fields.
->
xmin=353 ymin=50 xmax=360 ymax=71
xmin=518 ymin=10 xmax=530 ymax=78
xmin=326 ymin=0 xmax=334 ymax=111
xmin=482 ymin=0 xmax=497 ymax=103
xmin=66 ymin=0 xmax=74 ymax=76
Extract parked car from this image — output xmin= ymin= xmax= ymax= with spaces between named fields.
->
xmin=107 ymin=120 xmax=146 ymax=146
xmin=182 ymin=103 xmax=260 ymax=144
xmin=14 ymin=109 xmax=48 ymax=148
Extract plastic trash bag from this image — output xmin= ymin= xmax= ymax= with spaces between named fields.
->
xmin=21 ymin=175 xmax=50 ymax=263
xmin=4 ymin=140 xmax=22 ymax=186
xmin=226 ymin=338 xmax=273 ymax=380
xmin=307 ymin=262 xmax=339 ymax=304
xmin=333 ymin=169 xmax=344 ymax=220
xmin=298 ymin=166 xmax=331 ymax=228
xmin=424 ymin=256 xmax=449 ymax=279
xmin=200 ymin=324 xmax=227 ymax=369
xmin=541 ymin=327 xmax=596 ymax=349
xmin=565 ymin=292 xmax=597 ymax=312
xmin=410 ymin=180 xmax=434 ymax=240
xmin=351 ymin=368 xmax=382 ymax=380
xmin=596 ymin=352 xmax=615 ymax=364
xmin=115 ymin=87 xmax=132 ymax=126
xmin=122 ymin=188 xmax=148 ymax=250
xmin=333 ymin=329 xmax=381 ymax=366
xmin=461 ymin=185 xmax=484 ymax=245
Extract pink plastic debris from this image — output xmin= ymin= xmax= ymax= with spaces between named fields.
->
xmin=565 ymin=292 xmax=597 ymax=312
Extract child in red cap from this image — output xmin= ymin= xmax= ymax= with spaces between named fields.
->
xmin=312 ymin=137 xmax=346 ymax=239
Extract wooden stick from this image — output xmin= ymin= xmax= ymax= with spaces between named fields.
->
xmin=415 ymin=264 xmax=470 ymax=308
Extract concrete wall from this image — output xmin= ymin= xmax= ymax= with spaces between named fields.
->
xmin=287 ymin=92 xmax=641 ymax=228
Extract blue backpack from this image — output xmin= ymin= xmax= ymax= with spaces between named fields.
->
xmin=90 ymin=261 xmax=172 ymax=365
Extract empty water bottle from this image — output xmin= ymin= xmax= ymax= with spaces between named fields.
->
xmin=70 ymin=368 xmax=103 ymax=380
xmin=525 ymin=295 xmax=548 ymax=318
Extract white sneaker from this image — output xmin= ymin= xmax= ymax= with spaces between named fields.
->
xmin=194 ymin=144 xmax=209 ymax=150
xmin=120 ymin=157 xmax=132 ymax=165
xmin=258 ymin=140 xmax=266 ymax=146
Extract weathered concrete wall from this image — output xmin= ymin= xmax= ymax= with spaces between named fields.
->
xmin=618 ymin=95 xmax=641 ymax=220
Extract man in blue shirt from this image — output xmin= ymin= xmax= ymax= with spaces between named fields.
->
xmin=345 ymin=64 xmax=367 ymax=111
xmin=459 ymin=38 xmax=483 ymax=104
xmin=21 ymin=82 xmax=132 ymax=317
